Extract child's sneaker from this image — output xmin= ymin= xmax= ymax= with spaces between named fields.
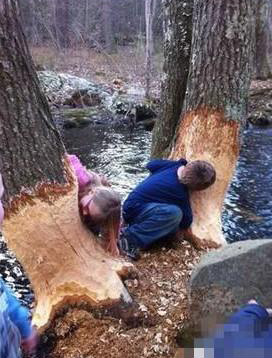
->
xmin=118 ymin=233 xmax=140 ymax=261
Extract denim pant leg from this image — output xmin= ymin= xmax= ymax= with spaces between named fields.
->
xmin=124 ymin=203 xmax=183 ymax=249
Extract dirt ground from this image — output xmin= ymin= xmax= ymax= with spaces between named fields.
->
xmin=38 ymin=238 xmax=201 ymax=358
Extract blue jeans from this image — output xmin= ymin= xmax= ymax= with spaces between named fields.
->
xmin=124 ymin=203 xmax=183 ymax=249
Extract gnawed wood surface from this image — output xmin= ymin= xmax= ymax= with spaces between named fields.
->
xmin=171 ymin=109 xmax=240 ymax=248
xmin=3 ymin=162 xmax=132 ymax=332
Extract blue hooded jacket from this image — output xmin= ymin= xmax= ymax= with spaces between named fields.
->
xmin=0 ymin=278 xmax=32 ymax=358
xmin=123 ymin=159 xmax=193 ymax=229
xmin=197 ymin=304 xmax=272 ymax=358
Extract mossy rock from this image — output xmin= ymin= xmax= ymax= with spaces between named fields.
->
xmin=61 ymin=107 xmax=100 ymax=128
xmin=248 ymin=111 xmax=272 ymax=126
xmin=106 ymin=94 xmax=157 ymax=120
xmin=136 ymin=118 xmax=156 ymax=131
xmin=62 ymin=117 xmax=92 ymax=129
xmin=61 ymin=107 xmax=100 ymax=119
xmin=38 ymin=71 xmax=109 ymax=106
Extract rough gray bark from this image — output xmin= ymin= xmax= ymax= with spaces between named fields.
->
xmin=0 ymin=0 xmax=66 ymax=207
xmin=183 ymin=0 xmax=253 ymax=122
xmin=151 ymin=0 xmax=193 ymax=158
xmin=254 ymin=0 xmax=272 ymax=79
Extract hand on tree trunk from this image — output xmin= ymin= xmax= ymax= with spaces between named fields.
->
xmin=181 ymin=227 xmax=221 ymax=251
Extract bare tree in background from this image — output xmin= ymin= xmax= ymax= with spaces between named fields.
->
xmin=254 ymin=0 xmax=272 ymax=79
xmin=84 ymin=0 xmax=90 ymax=35
xmin=18 ymin=0 xmax=152 ymax=51
xmin=55 ymin=0 xmax=71 ymax=48
xmin=102 ymin=0 xmax=115 ymax=53
xmin=145 ymin=0 xmax=157 ymax=98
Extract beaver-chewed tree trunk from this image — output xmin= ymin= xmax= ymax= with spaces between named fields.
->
xmin=0 ymin=0 xmax=131 ymax=332
xmin=151 ymin=0 xmax=193 ymax=158
xmin=169 ymin=0 xmax=254 ymax=248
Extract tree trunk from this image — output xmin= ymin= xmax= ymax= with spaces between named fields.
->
xmin=84 ymin=0 xmax=89 ymax=38
xmin=0 ymin=0 xmax=131 ymax=332
xmin=254 ymin=0 xmax=272 ymax=79
xmin=145 ymin=0 xmax=156 ymax=98
xmin=170 ymin=0 xmax=253 ymax=248
xmin=151 ymin=0 xmax=193 ymax=158
xmin=102 ymin=0 xmax=115 ymax=53
xmin=55 ymin=0 xmax=70 ymax=48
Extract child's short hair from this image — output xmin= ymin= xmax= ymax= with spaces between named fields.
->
xmin=180 ymin=160 xmax=216 ymax=190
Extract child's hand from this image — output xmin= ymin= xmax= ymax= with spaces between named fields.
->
xmin=21 ymin=328 xmax=38 ymax=354
xmin=181 ymin=228 xmax=193 ymax=239
xmin=181 ymin=228 xmax=220 ymax=250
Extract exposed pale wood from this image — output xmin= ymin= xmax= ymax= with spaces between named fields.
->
xmin=171 ymin=109 xmax=240 ymax=248
xmin=3 ymin=164 xmax=132 ymax=332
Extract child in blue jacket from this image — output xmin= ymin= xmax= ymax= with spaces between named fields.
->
xmin=119 ymin=159 xmax=216 ymax=259
xmin=0 ymin=174 xmax=37 ymax=358
xmin=195 ymin=300 xmax=272 ymax=358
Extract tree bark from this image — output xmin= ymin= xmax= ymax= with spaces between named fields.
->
xmin=254 ymin=0 xmax=272 ymax=79
xmin=151 ymin=0 xmax=193 ymax=158
xmin=170 ymin=0 xmax=253 ymax=248
xmin=0 ymin=0 xmax=131 ymax=332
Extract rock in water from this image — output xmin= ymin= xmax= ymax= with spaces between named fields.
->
xmin=189 ymin=239 xmax=272 ymax=321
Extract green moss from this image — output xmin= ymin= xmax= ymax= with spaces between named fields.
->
xmin=61 ymin=107 xmax=99 ymax=119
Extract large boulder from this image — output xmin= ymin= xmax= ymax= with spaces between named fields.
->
xmin=105 ymin=93 xmax=157 ymax=122
xmin=38 ymin=71 xmax=158 ymax=128
xmin=248 ymin=80 xmax=272 ymax=126
xmin=38 ymin=71 xmax=109 ymax=107
xmin=189 ymin=239 xmax=272 ymax=320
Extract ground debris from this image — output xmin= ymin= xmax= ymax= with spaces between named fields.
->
xmin=47 ymin=238 xmax=201 ymax=358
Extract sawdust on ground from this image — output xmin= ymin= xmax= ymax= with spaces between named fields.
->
xmin=43 ymin=238 xmax=202 ymax=358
